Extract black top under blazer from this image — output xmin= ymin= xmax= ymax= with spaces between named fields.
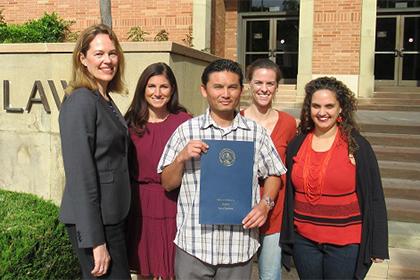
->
xmin=59 ymin=87 xmax=131 ymax=248
xmin=280 ymin=131 xmax=389 ymax=279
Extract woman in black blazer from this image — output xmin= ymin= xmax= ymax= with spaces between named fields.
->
xmin=59 ymin=24 xmax=131 ymax=279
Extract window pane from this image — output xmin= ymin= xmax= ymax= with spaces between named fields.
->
xmin=376 ymin=18 xmax=396 ymax=51
xmin=276 ymin=19 xmax=299 ymax=51
xmin=402 ymin=54 xmax=420 ymax=80
xmin=276 ymin=53 xmax=298 ymax=79
xmin=378 ymin=0 xmax=420 ymax=9
xmin=246 ymin=21 xmax=270 ymax=52
xmin=375 ymin=54 xmax=395 ymax=80
xmin=239 ymin=0 xmax=300 ymax=13
xmin=403 ymin=17 xmax=420 ymax=51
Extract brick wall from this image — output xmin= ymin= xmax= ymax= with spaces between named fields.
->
xmin=312 ymin=0 xmax=362 ymax=74
xmin=224 ymin=0 xmax=238 ymax=61
xmin=0 ymin=0 xmax=193 ymax=44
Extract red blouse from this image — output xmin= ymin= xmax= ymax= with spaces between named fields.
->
xmin=291 ymin=131 xmax=362 ymax=245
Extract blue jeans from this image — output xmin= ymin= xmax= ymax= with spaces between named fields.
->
xmin=293 ymin=233 xmax=359 ymax=280
xmin=258 ymin=232 xmax=282 ymax=280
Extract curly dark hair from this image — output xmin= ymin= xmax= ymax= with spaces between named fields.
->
xmin=124 ymin=62 xmax=187 ymax=136
xmin=299 ymin=76 xmax=359 ymax=154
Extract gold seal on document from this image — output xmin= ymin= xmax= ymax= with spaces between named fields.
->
xmin=219 ymin=148 xmax=236 ymax=166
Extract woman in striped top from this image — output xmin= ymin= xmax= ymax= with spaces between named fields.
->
xmin=280 ymin=77 xmax=389 ymax=279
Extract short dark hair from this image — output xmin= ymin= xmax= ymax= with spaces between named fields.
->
xmin=201 ymin=59 xmax=243 ymax=87
xmin=246 ymin=58 xmax=282 ymax=83
xmin=125 ymin=62 xmax=187 ymax=136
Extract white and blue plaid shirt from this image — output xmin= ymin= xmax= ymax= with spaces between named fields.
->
xmin=158 ymin=108 xmax=286 ymax=265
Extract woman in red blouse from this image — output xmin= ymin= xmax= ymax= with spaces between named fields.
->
xmin=241 ymin=58 xmax=297 ymax=280
xmin=280 ymin=77 xmax=389 ymax=279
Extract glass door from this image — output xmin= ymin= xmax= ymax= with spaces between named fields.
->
xmin=243 ymin=17 xmax=299 ymax=84
xmin=375 ymin=15 xmax=420 ymax=86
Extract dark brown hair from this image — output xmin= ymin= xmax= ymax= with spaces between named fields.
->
xmin=246 ymin=58 xmax=282 ymax=83
xmin=299 ymin=76 xmax=359 ymax=154
xmin=125 ymin=62 xmax=187 ymax=136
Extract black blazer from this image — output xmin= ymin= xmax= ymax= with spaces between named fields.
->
xmin=280 ymin=131 xmax=389 ymax=279
xmin=59 ymin=87 xmax=131 ymax=248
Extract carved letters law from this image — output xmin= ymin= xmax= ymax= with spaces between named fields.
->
xmin=3 ymin=80 xmax=68 ymax=114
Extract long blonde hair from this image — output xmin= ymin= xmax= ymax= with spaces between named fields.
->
xmin=66 ymin=24 xmax=126 ymax=95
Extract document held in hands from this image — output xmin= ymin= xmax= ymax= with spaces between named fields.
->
xmin=199 ymin=139 xmax=254 ymax=225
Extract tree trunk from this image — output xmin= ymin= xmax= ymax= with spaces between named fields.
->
xmin=100 ymin=0 xmax=112 ymax=29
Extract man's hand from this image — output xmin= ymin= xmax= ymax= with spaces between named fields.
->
xmin=91 ymin=243 xmax=110 ymax=277
xmin=162 ymin=140 xmax=208 ymax=191
xmin=176 ymin=140 xmax=209 ymax=163
xmin=242 ymin=201 xmax=270 ymax=229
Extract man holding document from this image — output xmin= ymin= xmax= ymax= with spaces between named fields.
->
xmin=158 ymin=59 xmax=286 ymax=279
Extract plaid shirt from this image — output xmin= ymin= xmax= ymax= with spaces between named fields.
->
xmin=158 ymin=109 xmax=286 ymax=265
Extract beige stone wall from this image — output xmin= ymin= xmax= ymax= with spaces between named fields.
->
xmin=0 ymin=42 xmax=216 ymax=204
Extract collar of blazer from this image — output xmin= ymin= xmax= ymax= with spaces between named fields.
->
xmin=94 ymin=90 xmax=128 ymax=131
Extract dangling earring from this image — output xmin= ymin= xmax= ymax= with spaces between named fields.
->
xmin=337 ymin=114 xmax=343 ymax=124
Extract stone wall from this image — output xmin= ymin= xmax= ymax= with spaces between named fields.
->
xmin=0 ymin=42 xmax=216 ymax=204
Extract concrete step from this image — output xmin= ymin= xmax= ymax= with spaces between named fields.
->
xmin=358 ymin=104 xmax=420 ymax=112
xmin=360 ymin=123 xmax=420 ymax=135
xmin=388 ymin=221 xmax=420 ymax=251
xmin=386 ymin=197 xmax=420 ymax=223
xmin=359 ymin=98 xmax=420 ymax=105
xmin=366 ymin=247 xmax=420 ymax=279
xmin=375 ymin=86 xmax=420 ymax=93
xmin=379 ymin=160 xmax=420 ymax=181
xmin=373 ymin=145 xmax=420 ymax=162
xmin=383 ymin=178 xmax=420 ymax=201
xmin=363 ymin=132 xmax=420 ymax=147
xmin=373 ymin=92 xmax=420 ymax=99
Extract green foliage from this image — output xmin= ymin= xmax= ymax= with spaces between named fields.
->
xmin=127 ymin=26 xmax=149 ymax=42
xmin=154 ymin=29 xmax=169 ymax=41
xmin=0 ymin=12 xmax=74 ymax=43
xmin=0 ymin=189 xmax=80 ymax=279
xmin=0 ymin=10 xmax=6 ymax=27
xmin=182 ymin=26 xmax=193 ymax=47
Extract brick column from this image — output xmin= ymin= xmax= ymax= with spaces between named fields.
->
xmin=312 ymin=0 xmax=363 ymax=95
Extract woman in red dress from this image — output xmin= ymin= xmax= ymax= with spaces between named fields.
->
xmin=125 ymin=63 xmax=191 ymax=280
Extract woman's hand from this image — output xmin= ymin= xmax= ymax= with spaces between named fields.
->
xmin=371 ymin=258 xmax=384 ymax=263
xmin=91 ymin=243 xmax=111 ymax=277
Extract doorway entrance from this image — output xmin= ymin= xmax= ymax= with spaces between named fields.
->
xmin=375 ymin=15 xmax=420 ymax=86
xmin=240 ymin=17 xmax=299 ymax=84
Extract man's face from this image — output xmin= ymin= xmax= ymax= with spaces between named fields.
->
xmin=201 ymin=71 xmax=242 ymax=120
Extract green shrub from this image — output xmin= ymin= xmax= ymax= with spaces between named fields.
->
xmin=127 ymin=25 xmax=149 ymax=42
xmin=0 ymin=189 xmax=80 ymax=279
xmin=154 ymin=29 xmax=169 ymax=41
xmin=0 ymin=12 xmax=73 ymax=43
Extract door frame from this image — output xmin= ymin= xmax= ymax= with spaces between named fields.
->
xmin=375 ymin=14 xmax=420 ymax=86
xmin=238 ymin=13 xmax=299 ymax=84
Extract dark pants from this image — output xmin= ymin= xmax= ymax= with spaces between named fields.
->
xmin=293 ymin=233 xmax=359 ymax=280
xmin=175 ymin=246 xmax=253 ymax=280
xmin=66 ymin=223 xmax=130 ymax=280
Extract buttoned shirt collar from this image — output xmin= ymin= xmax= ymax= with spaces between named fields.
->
xmin=200 ymin=108 xmax=251 ymax=131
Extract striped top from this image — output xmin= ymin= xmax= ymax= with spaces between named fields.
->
xmin=291 ymin=132 xmax=362 ymax=245
xmin=157 ymin=108 xmax=286 ymax=265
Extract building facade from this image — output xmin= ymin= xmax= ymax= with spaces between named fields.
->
xmin=1 ymin=0 xmax=419 ymax=95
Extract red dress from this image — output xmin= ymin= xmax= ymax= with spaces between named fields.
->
xmin=127 ymin=112 xmax=191 ymax=278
